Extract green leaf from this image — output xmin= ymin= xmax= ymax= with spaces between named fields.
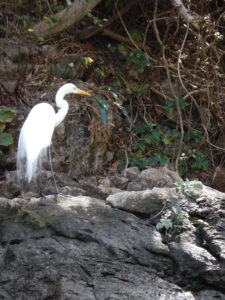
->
xmin=143 ymin=135 xmax=152 ymax=144
xmin=136 ymin=124 xmax=146 ymax=135
xmin=191 ymin=154 xmax=208 ymax=172
xmin=129 ymin=157 xmax=145 ymax=170
xmin=150 ymin=130 xmax=160 ymax=147
xmin=191 ymin=130 xmax=204 ymax=144
xmin=94 ymin=95 xmax=108 ymax=126
xmin=148 ymin=156 xmax=158 ymax=166
xmin=136 ymin=123 xmax=152 ymax=136
xmin=0 ymin=109 xmax=15 ymax=123
xmin=130 ymin=30 xmax=142 ymax=42
xmin=163 ymin=129 xmax=180 ymax=145
xmin=157 ymin=153 xmax=170 ymax=166
xmin=51 ymin=15 xmax=59 ymax=23
xmin=0 ymin=132 xmax=13 ymax=146
xmin=136 ymin=141 xmax=145 ymax=152
xmin=117 ymin=158 xmax=126 ymax=172
xmin=166 ymin=99 xmax=175 ymax=116
xmin=143 ymin=156 xmax=153 ymax=167
xmin=191 ymin=182 xmax=203 ymax=190
xmin=127 ymin=49 xmax=149 ymax=73
xmin=178 ymin=97 xmax=189 ymax=109
xmin=162 ymin=135 xmax=171 ymax=145
xmin=163 ymin=219 xmax=173 ymax=230
xmin=117 ymin=44 xmax=126 ymax=54
xmin=156 ymin=222 xmax=164 ymax=230
xmin=135 ymin=86 xmax=146 ymax=97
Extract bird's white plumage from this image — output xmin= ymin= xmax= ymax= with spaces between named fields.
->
xmin=17 ymin=83 xmax=90 ymax=184
xmin=17 ymin=103 xmax=55 ymax=182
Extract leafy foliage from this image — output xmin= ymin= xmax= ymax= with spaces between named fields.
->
xmin=118 ymin=123 xmax=172 ymax=171
xmin=94 ymin=95 xmax=109 ymax=126
xmin=178 ymin=150 xmax=208 ymax=176
xmin=118 ymin=120 xmax=208 ymax=177
xmin=93 ymin=88 xmax=131 ymax=127
xmin=174 ymin=179 xmax=203 ymax=197
xmin=127 ymin=49 xmax=150 ymax=73
xmin=108 ymin=43 xmax=150 ymax=73
xmin=156 ymin=206 xmax=192 ymax=241
xmin=166 ymin=97 xmax=189 ymax=117
xmin=0 ymin=109 xmax=15 ymax=154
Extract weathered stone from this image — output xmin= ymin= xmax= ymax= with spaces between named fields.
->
xmin=106 ymin=187 xmax=182 ymax=215
xmin=0 ymin=195 xmax=181 ymax=299
xmin=0 ymin=182 xmax=225 ymax=298
xmin=127 ymin=166 xmax=180 ymax=191
xmin=109 ymin=175 xmax=128 ymax=189
xmin=51 ymin=53 xmax=86 ymax=79
xmin=211 ymin=166 xmax=225 ymax=192
xmin=195 ymin=290 xmax=225 ymax=300
xmin=169 ymin=241 xmax=220 ymax=275
xmin=123 ymin=167 xmax=140 ymax=181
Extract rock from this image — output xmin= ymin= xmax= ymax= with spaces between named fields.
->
xmin=169 ymin=241 xmax=220 ymax=276
xmin=1 ymin=39 xmax=30 ymax=63
xmin=123 ymin=167 xmax=140 ymax=181
xmin=109 ymin=176 xmax=128 ymax=189
xmin=0 ymin=173 xmax=20 ymax=198
xmin=51 ymin=53 xmax=86 ymax=79
xmin=106 ymin=187 xmax=182 ymax=215
xmin=0 ymin=57 xmax=18 ymax=93
xmin=0 ymin=195 xmax=180 ymax=299
xmin=40 ymin=44 xmax=58 ymax=59
xmin=97 ymin=177 xmax=122 ymax=197
xmin=0 ymin=183 xmax=225 ymax=298
xmin=195 ymin=290 xmax=225 ymax=300
xmin=0 ymin=40 xmax=33 ymax=93
xmin=211 ymin=166 xmax=225 ymax=192
xmin=127 ymin=167 xmax=180 ymax=191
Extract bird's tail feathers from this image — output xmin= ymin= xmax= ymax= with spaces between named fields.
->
xmin=17 ymin=130 xmax=47 ymax=183
xmin=17 ymin=130 xmax=26 ymax=184
xmin=26 ymin=148 xmax=47 ymax=183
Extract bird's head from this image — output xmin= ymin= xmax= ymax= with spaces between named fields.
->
xmin=62 ymin=83 xmax=91 ymax=96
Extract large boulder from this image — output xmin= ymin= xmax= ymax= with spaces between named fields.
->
xmin=0 ymin=180 xmax=225 ymax=298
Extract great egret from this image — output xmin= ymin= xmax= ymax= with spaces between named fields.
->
xmin=17 ymin=83 xmax=91 ymax=195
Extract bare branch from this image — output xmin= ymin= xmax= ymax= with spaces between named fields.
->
xmin=33 ymin=0 xmax=102 ymax=40
xmin=171 ymin=0 xmax=200 ymax=30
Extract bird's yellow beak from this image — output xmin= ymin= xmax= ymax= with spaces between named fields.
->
xmin=77 ymin=88 xmax=91 ymax=96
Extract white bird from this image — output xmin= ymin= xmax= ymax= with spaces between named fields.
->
xmin=17 ymin=83 xmax=90 ymax=194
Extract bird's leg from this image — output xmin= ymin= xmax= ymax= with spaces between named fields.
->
xmin=48 ymin=146 xmax=59 ymax=195
xmin=39 ymin=159 xmax=45 ymax=198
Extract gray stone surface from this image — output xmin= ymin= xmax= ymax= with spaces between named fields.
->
xmin=127 ymin=166 xmax=181 ymax=191
xmin=106 ymin=187 xmax=183 ymax=215
xmin=0 ymin=182 xmax=225 ymax=299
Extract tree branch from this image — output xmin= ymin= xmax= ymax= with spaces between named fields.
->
xmin=33 ymin=0 xmax=102 ymax=40
xmin=171 ymin=0 xmax=200 ymax=30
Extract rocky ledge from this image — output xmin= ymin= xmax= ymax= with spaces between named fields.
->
xmin=0 ymin=167 xmax=225 ymax=299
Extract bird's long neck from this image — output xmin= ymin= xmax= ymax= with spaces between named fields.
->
xmin=54 ymin=91 xmax=69 ymax=128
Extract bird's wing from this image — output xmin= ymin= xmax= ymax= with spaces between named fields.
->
xmin=17 ymin=103 xmax=56 ymax=182
xmin=23 ymin=103 xmax=55 ymax=154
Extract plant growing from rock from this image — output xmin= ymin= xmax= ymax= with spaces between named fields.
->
xmin=156 ymin=206 xmax=192 ymax=242
xmin=174 ymin=179 xmax=203 ymax=197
